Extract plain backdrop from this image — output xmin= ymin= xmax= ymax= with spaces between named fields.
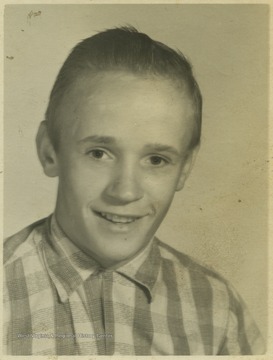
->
xmin=4 ymin=4 xmax=268 ymax=340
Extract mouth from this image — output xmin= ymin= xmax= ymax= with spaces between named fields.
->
xmin=94 ymin=211 xmax=142 ymax=224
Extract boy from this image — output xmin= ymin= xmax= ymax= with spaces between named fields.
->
xmin=3 ymin=27 xmax=264 ymax=355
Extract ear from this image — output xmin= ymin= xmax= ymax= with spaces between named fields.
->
xmin=36 ymin=121 xmax=59 ymax=177
xmin=176 ymin=146 xmax=199 ymax=191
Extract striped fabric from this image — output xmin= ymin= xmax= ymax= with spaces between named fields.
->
xmin=3 ymin=215 xmax=265 ymax=355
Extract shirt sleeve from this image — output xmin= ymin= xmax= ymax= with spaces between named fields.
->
xmin=218 ymin=283 xmax=266 ymax=355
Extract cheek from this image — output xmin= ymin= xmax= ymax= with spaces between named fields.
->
xmin=146 ymin=173 xmax=179 ymax=196
xmin=59 ymin=157 xmax=103 ymax=188
xmin=146 ymin=181 xmax=177 ymax=214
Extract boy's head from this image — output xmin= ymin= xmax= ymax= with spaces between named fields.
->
xmin=37 ymin=27 xmax=202 ymax=267
xmin=45 ymin=26 xmax=202 ymax=151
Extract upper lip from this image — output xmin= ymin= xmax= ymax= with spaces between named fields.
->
xmin=93 ymin=210 xmax=147 ymax=224
xmin=94 ymin=210 xmax=146 ymax=218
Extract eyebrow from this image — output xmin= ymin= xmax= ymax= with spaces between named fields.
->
xmin=144 ymin=143 xmax=181 ymax=157
xmin=77 ymin=135 xmax=116 ymax=145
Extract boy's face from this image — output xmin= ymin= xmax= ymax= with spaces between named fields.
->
xmin=51 ymin=72 xmax=196 ymax=267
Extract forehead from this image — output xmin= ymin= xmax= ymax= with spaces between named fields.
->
xmin=57 ymin=71 xmax=195 ymax=147
xmin=63 ymin=70 xmax=191 ymax=107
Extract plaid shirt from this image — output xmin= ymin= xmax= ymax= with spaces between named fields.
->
xmin=3 ymin=215 xmax=264 ymax=355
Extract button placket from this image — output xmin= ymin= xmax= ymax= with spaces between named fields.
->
xmin=101 ymin=270 xmax=115 ymax=355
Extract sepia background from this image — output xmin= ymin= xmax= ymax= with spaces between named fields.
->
xmin=4 ymin=4 xmax=268 ymax=340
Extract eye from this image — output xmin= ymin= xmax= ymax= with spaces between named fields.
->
xmin=87 ymin=149 xmax=109 ymax=160
xmin=148 ymin=155 xmax=168 ymax=166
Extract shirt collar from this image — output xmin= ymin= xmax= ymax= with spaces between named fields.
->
xmin=41 ymin=215 xmax=161 ymax=303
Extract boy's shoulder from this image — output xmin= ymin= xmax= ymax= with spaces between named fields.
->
xmin=156 ymin=238 xmax=229 ymax=289
xmin=4 ymin=217 xmax=49 ymax=265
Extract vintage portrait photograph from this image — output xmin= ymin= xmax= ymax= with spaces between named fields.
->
xmin=3 ymin=2 xmax=270 ymax=356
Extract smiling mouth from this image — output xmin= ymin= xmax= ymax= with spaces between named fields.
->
xmin=94 ymin=211 xmax=142 ymax=224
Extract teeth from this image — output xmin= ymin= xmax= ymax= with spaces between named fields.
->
xmin=100 ymin=212 xmax=138 ymax=223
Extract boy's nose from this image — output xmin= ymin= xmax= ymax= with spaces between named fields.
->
xmin=103 ymin=161 xmax=144 ymax=204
